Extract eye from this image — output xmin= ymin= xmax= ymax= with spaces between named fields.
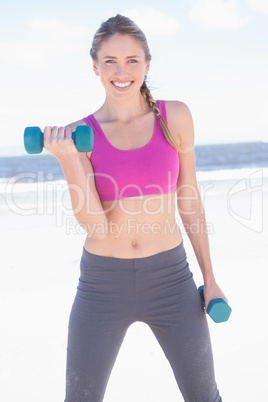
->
xmin=105 ymin=60 xmax=115 ymax=64
xmin=129 ymin=59 xmax=138 ymax=63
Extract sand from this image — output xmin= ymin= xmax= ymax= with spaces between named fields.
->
xmin=0 ymin=167 xmax=267 ymax=401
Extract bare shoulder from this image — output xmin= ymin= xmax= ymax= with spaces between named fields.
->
xmin=65 ymin=118 xmax=86 ymax=132
xmin=164 ymin=100 xmax=194 ymax=151
xmin=165 ymin=100 xmax=191 ymax=115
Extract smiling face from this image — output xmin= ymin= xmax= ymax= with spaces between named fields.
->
xmin=93 ymin=33 xmax=150 ymax=101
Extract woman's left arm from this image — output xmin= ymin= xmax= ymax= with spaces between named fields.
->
xmin=166 ymin=101 xmax=228 ymax=309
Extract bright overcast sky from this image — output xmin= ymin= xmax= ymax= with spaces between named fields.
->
xmin=0 ymin=0 xmax=268 ymax=148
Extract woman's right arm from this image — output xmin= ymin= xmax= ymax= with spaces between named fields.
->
xmin=43 ymin=124 xmax=108 ymax=239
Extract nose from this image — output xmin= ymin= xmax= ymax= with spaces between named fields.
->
xmin=115 ymin=63 xmax=127 ymax=77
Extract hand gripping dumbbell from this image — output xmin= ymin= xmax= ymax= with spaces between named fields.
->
xmin=198 ymin=285 xmax=232 ymax=323
xmin=24 ymin=126 xmax=94 ymax=154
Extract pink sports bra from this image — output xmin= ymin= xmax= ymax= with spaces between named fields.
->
xmin=83 ymin=100 xmax=179 ymax=202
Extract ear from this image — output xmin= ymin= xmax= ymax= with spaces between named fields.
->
xmin=145 ymin=61 xmax=150 ymax=76
xmin=93 ymin=61 xmax=100 ymax=77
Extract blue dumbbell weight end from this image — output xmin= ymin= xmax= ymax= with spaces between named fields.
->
xmin=198 ymin=285 xmax=232 ymax=323
xmin=24 ymin=125 xmax=94 ymax=154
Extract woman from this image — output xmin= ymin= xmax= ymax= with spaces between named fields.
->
xmin=44 ymin=14 xmax=226 ymax=402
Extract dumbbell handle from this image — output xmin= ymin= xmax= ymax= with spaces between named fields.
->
xmin=198 ymin=285 xmax=232 ymax=323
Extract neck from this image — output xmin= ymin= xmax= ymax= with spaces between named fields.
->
xmin=99 ymin=93 xmax=150 ymax=123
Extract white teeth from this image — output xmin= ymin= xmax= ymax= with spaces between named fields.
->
xmin=113 ymin=81 xmax=132 ymax=88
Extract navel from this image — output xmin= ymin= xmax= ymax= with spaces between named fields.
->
xmin=131 ymin=240 xmax=138 ymax=248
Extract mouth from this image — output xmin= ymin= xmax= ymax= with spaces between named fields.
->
xmin=111 ymin=81 xmax=133 ymax=90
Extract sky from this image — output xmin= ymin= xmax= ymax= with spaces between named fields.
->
xmin=0 ymin=0 xmax=268 ymax=150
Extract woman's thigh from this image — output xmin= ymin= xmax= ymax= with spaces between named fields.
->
xmin=148 ymin=279 xmax=221 ymax=401
xmin=134 ymin=245 xmax=221 ymax=402
xmin=65 ymin=250 xmax=136 ymax=401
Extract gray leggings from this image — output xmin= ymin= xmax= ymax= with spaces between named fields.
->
xmin=65 ymin=242 xmax=221 ymax=402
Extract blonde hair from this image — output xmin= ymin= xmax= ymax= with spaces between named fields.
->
xmin=90 ymin=14 xmax=188 ymax=152
xmin=140 ymin=80 xmax=183 ymax=151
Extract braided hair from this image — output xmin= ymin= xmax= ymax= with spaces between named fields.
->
xmin=140 ymin=80 xmax=182 ymax=151
xmin=90 ymin=14 xmax=189 ymax=152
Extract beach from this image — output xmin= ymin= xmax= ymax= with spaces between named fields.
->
xmin=1 ymin=166 xmax=268 ymax=401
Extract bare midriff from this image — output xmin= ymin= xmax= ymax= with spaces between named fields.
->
xmin=84 ymin=192 xmax=183 ymax=258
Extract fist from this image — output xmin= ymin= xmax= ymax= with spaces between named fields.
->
xmin=43 ymin=126 xmax=78 ymax=158
xmin=203 ymin=283 xmax=229 ymax=312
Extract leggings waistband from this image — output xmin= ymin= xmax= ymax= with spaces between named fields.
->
xmin=81 ymin=242 xmax=186 ymax=270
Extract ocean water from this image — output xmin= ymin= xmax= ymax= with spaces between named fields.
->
xmin=0 ymin=142 xmax=268 ymax=182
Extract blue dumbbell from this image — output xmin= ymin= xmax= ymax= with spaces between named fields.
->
xmin=198 ymin=285 xmax=232 ymax=323
xmin=24 ymin=126 xmax=94 ymax=154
